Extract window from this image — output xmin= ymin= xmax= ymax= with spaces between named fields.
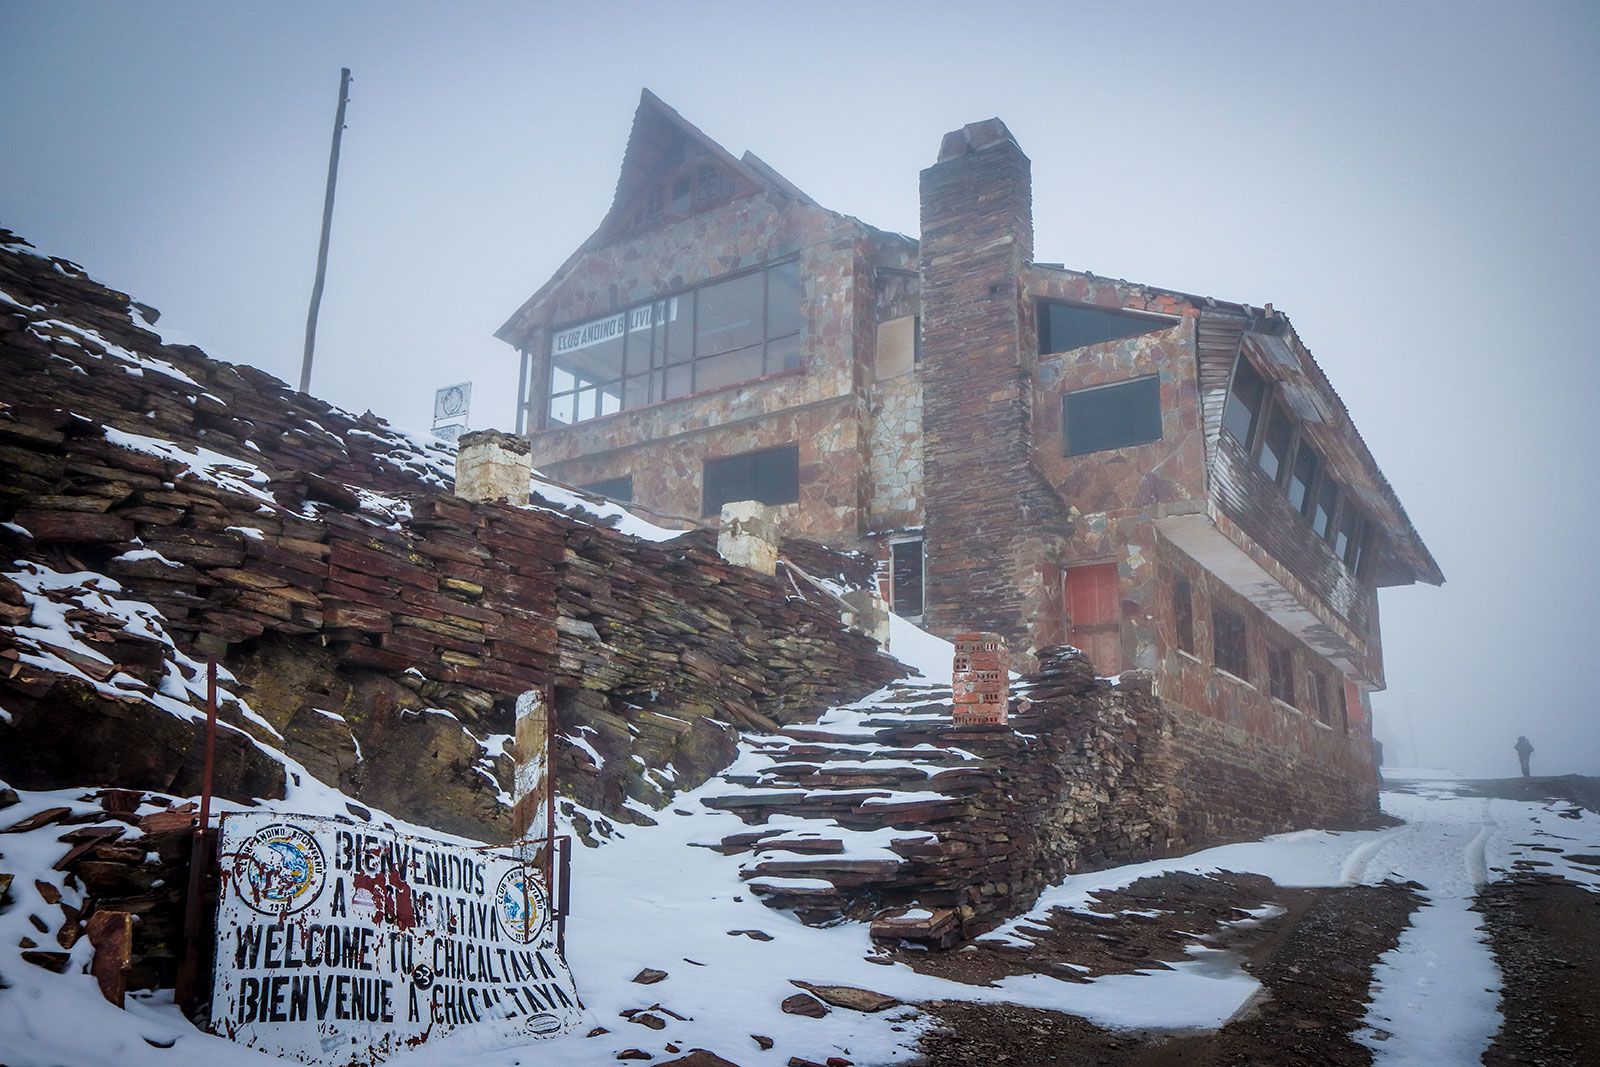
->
xmin=548 ymin=260 xmax=802 ymax=425
xmin=890 ymin=538 xmax=925 ymax=619
xmin=1173 ymin=578 xmax=1195 ymax=654
xmin=1221 ymin=357 xmax=1268 ymax=446
xmin=1336 ymin=507 xmax=1368 ymax=574
xmin=1065 ymin=563 xmax=1121 ymax=674
xmin=1288 ymin=442 xmax=1320 ymax=514
xmin=1257 ymin=403 xmax=1294 ymax=483
xmin=1267 ymin=645 xmax=1296 ymax=705
xmin=1038 ymin=302 xmax=1172 ymax=354
xmin=1063 ymin=376 xmax=1162 ymax=456
xmin=1212 ymin=605 xmax=1249 ymax=680
xmin=1312 ymin=476 xmax=1339 ymax=540
xmin=702 ymin=445 xmax=799 ymax=516
xmin=1308 ymin=670 xmax=1333 ymax=726
xmin=579 ymin=476 xmax=633 ymax=503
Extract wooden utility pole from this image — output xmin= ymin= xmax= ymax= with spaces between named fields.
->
xmin=298 ymin=67 xmax=352 ymax=395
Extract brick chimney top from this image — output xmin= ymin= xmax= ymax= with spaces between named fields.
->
xmin=455 ymin=429 xmax=532 ymax=505
xmin=937 ymin=118 xmax=1019 ymax=163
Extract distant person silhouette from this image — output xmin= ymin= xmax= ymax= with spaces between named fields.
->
xmin=1515 ymin=735 xmax=1534 ymax=778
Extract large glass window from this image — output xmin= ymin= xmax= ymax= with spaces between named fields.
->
xmin=702 ymin=445 xmax=800 ymax=516
xmin=548 ymin=260 xmax=802 ymax=425
xmin=1221 ymin=357 xmax=1268 ymax=446
xmin=1063 ymin=376 xmax=1162 ymax=456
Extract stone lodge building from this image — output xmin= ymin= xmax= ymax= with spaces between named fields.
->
xmin=496 ymin=91 xmax=1442 ymax=750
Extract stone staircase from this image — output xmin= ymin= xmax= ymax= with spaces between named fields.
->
xmin=700 ymin=680 xmax=1024 ymax=944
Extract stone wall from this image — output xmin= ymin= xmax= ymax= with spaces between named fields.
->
xmin=0 ymin=232 xmax=903 ymax=842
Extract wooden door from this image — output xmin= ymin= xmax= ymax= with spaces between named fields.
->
xmin=1065 ymin=563 xmax=1121 ymax=675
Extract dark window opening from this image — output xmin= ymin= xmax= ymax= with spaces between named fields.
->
xmin=579 ymin=476 xmax=633 ymax=503
xmin=702 ymin=445 xmax=800 ymax=516
xmin=1039 ymin=301 xmax=1172 ymax=354
xmin=1212 ymin=605 xmax=1249 ymax=680
xmin=1268 ymin=645 xmax=1296 ymax=705
xmin=1257 ymin=403 xmax=1294 ymax=483
xmin=891 ymin=539 xmax=925 ymax=619
xmin=1309 ymin=670 xmax=1333 ymax=726
xmin=670 ymin=177 xmax=692 ymax=213
xmin=1222 ymin=357 xmax=1268 ymax=446
xmin=1173 ymin=578 xmax=1195 ymax=654
xmin=695 ymin=164 xmax=724 ymax=206
xmin=1064 ymin=375 xmax=1162 ymax=456
xmin=1288 ymin=442 xmax=1320 ymax=514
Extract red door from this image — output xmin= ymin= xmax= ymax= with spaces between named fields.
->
xmin=1065 ymin=563 xmax=1121 ymax=675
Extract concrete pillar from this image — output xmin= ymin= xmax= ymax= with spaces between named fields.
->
xmin=717 ymin=500 xmax=780 ymax=576
xmin=455 ymin=429 xmax=532 ymax=504
xmin=511 ymin=688 xmax=549 ymax=844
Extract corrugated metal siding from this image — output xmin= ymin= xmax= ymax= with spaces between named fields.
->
xmin=1196 ymin=307 xmax=1249 ymax=478
xmin=1211 ymin=432 xmax=1378 ymax=654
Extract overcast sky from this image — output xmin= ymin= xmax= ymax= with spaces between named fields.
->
xmin=4 ymin=1 xmax=1597 ymax=777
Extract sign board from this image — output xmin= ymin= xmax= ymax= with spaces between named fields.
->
xmin=432 ymin=382 xmax=472 ymax=425
xmin=211 ymin=812 xmax=583 ymax=1065
xmin=551 ymin=298 xmax=680 ymax=358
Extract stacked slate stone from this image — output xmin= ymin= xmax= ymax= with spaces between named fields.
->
xmin=0 ymin=230 xmax=902 ymax=842
xmin=707 ymin=647 xmax=1186 ymax=941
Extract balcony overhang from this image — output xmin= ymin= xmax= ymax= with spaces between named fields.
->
xmin=1154 ymin=509 xmax=1377 ymax=688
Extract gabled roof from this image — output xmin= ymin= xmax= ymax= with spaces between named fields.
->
xmin=496 ymin=90 xmax=824 ymax=345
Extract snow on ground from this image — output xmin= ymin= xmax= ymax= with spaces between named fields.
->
xmin=6 ymin=734 xmax=1598 ymax=1067
xmin=525 ymin=475 xmax=689 ymax=543
xmin=885 ymin=613 xmax=955 ymax=686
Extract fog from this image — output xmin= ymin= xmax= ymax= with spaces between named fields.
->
xmin=3 ymin=1 xmax=1596 ymax=778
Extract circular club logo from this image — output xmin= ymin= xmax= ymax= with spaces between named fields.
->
xmin=231 ymin=823 xmax=327 ymax=917
xmin=495 ymin=865 xmax=549 ymax=945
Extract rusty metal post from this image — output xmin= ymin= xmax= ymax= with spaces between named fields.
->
xmin=544 ymin=684 xmax=556 ymax=904
xmin=556 ymin=836 xmax=571 ymax=955
xmin=175 ymin=656 xmax=221 ymax=1012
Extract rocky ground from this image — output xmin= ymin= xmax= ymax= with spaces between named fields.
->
xmin=913 ymin=875 xmax=1420 ymax=1066
xmin=907 ymin=775 xmax=1600 ymax=1067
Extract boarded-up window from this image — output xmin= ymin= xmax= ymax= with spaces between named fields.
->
xmin=702 ymin=445 xmax=799 ymax=516
xmin=1065 ymin=563 xmax=1121 ymax=674
xmin=890 ymin=538 xmax=924 ymax=619
xmin=1268 ymin=645 xmax=1296 ymax=705
xmin=1063 ymin=376 xmax=1162 ymax=456
xmin=1212 ymin=605 xmax=1249 ymax=680
xmin=1173 ymin=578 xmax=1195 ymax=654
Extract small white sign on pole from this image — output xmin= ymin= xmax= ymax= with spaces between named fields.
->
xmin=432 ymin=382 xmax=471 ymax=441
xmin=210 ymin=811 xmax=582 ymax=1065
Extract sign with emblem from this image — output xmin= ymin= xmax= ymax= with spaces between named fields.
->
xmin=211 ymin=812 xmax=583 ymax=1065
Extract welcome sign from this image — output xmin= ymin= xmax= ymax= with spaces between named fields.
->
xmin=211 ymin=812 xmax=583 ymax=1065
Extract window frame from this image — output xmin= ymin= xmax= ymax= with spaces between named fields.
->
xmin=578 ymin=475 xmax=634 ymax=503
xmin=1221 ymin=353 xmax=1269 ymax=449
xmin=1037 ymin=299 xmax=1177 ymax=356
xmin=1062 ymin=374 xmax=1164 ymax=457
xmin=1267 ymin=643 xmax=1296 ymax=707
xmin=546 ymin=258 xmax=803 ymax=427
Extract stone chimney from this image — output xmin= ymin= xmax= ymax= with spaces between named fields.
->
xmin=716 ymin=500 xmax=780 ymax=575
xmin=918 ymin=119 xmax=1071 ymax=661
xmin=455 ymin=429 xmax=532 ymax=504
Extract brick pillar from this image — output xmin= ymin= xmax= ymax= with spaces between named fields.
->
xmin=919 ymin=119 xmax=1071 ymax=660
